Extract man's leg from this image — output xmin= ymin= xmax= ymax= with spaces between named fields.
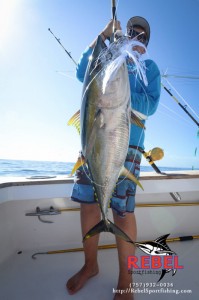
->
xmin=113 ymin=211 xmax=137 ymax=300
xmin=66 ymin=203 xmax=101 ymax=294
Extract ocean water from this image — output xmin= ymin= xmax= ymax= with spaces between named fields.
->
xmin=0 ymin=159 xmax=74 ymax=177
xmin=0 ymin=159 xmax=196 ymax=178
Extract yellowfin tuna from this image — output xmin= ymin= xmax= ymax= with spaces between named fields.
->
xmin=68 ymin=35 xmax=146 ymax=243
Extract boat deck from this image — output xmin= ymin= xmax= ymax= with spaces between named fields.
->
xmin=0 ymin=240 xmax=198 ymax=300
xmin=0 ymin=172 xmax=199 ymax=299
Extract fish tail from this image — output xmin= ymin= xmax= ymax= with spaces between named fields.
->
xmin=83 ymin=219 xmax=135 ymax=244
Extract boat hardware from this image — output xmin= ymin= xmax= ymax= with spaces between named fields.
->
xmin=26 ymin=201 xmax=199 ymax=226
xmin=169 ymin=192 xmax=181 ymax=202
xmin=25 ymin=206 xmax=61 ymax=223
xmin=59 ymin=201 xmax=199 ymax=212
xmin=30 ymin=201 xmax=199 ymax=217
xmin=31 ymin=234 xmax=199 ymax=259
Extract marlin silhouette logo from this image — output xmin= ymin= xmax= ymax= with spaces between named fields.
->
xmin=134 ymin=234 xmax=177 ymax=282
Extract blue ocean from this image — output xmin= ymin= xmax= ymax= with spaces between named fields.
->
xmin=0 ymin=159 xmax=196 ymax=178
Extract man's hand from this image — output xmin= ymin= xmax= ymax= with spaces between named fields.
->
xmin=101 ymin=19 xmax=122 ymax=39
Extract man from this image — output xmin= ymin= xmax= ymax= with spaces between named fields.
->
xmin=67 ymin=16 xmax=161 ymax=299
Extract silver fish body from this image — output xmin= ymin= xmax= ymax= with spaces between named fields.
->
xmin=81 ymin=36 xmax=136 ymax=242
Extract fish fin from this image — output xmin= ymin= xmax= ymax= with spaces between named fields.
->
xmin=119 ymin=166 xmax=144 ymax=190
xmin=83 ymin=219 xmax=134 ymax=243
xmin=131 ymin=110 xmax=146 ymax=129
xmin=67 ymin=110 xmax=80 ymax=135
xmin=70 ymin=155 xmax=85 ymax=176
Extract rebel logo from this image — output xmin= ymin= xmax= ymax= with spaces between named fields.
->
xmin=129 ymin=234 xmax=184 ymax=282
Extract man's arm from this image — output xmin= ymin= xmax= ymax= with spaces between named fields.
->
xmin=131 ymin=60 xmax=161 ymax=117
xmin=76 ymin=47 xmax=93 ymax=83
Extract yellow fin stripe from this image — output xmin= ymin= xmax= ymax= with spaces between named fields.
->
xmin=67 ymin=109 xmax=80 ymax=135
xmin=131 ymin=111 xmax=146 ymax=129
xmin=70 ymin=156 xmax=85 ymax=176
xmin=120 ymin=166 xmax=144 ymax=190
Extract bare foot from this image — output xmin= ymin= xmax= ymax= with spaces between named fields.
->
xmin=66 ymin=264 xmax=99 ymax=295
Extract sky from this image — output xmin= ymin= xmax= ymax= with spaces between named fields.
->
xmin=0 ymin=0 xmax=199 ymax=168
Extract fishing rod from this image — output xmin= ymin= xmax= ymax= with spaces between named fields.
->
xmin=112 ymin=0 xmax=117 ymax=20
xmin=48 ymin=28 xmax=77 ymax=66
xmin=141 ymin=149 xmax=162 ymax=174
xmin=109 ymin=0 xmax=117 ymax=43
xmin=48 ymin=1 xmax=117 ymax=65
xmin=162 ymin=74 xmax=199 ymax=80
xmin=161 ymin=82 xmax=199 ymax=127
xmin=32 ymin=234 xmax=199 ymax=259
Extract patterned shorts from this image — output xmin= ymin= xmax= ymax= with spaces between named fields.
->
xmin=71 ymin=146 xmax=142 ymax=217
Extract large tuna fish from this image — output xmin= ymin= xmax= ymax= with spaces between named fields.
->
xmin=68 ymin=35 xmax=145 ymax=243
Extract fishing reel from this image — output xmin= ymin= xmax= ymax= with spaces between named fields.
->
xmin=142 ymin=147 xmax=164 ymax=164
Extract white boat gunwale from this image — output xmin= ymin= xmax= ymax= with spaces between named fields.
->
xmin=0 ymin=170 xmax=199 ymax=189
